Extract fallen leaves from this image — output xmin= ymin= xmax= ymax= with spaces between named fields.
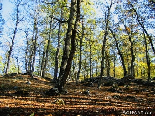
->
xmin=0 ymin=75 xmax=155 ymax=115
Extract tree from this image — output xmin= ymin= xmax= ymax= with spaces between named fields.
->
xmin=76 ymin=16 xmax=84 ymax=83
xmin=58 ymin=0 xmax=81 ymax=92
xmin=124 ymin=24 xmax=135 ymax=76
xmin=129 ymin=1 xmax=155 ymax=55
xmin=5 ymin=0 xmax=22 ymax=74
xmin=98 ymin=0 xmax=113 ymax=88
xmin=143 ymin=32 xmax=151 ymax=82
xmin=109 ymin=28 xmax=127 ymax=77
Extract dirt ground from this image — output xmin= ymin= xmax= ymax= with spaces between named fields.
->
xmin=0 ymin=75 xmax=155 ymax=116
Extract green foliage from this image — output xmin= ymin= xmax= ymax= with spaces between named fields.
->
xmin=0 ymin=56 xmax=4 ymax=74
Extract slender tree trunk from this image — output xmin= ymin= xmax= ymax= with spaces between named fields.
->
xmin=143 ymin=32 xmax=151 ymax=82
xmin=25 ymin=31 xmax=29 ymax=73
xmin=113 ymin=50 xmax=116 ymax=77
xmin=40 ymin=50 xmax=45 ymax=76
xmin=105 ymin=50 xmax=110 ymax=77
xmin=76 ymin=17 xmax=84 ymax=82
xmin=54 ymin=12 xmax=62 ymax=81
xmin=42 ymin=17 xmax=53 ymax=78
xmin=31 ymin=17 xmax=38 ymax=77
xmin=98 ymin=1 xmax=112 ymax=88
xmin=124 ymin=25 xmax=135 ymax=76
xmin=5 ymin=3 xmax=20 ymax=74
xmin=131 ymin=4 xmax=155 ymax=55
xmin=109 ymin=28 xmax=127 ymax=77
xmin=89 ymin=40 xmax=92 ymax=79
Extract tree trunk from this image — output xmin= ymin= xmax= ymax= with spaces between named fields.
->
xmin=105 ymin=50 xmax=110 ymax=77
xmin=76 ymin=16 xmax=84 ymax=82
xmin=58 ymin=0 xmax=81 ymax=91
xmin=131 ymin=4 xmax=155 ymax=55
xmin=89 ymin=40 xmax=92 ymax=79
xmin=42 ymin=17 xmax=53 ymax=78
xmin=31 ymin=17 xmax=38 ymax=77
xmin=5 ymin=3 xmax=20 ymax=74
xmin=54 ymin=11 xmax=62 ymax=81
xmin=58 ymin=0 xmax=76 ymax=84
xmin=143 ymin=32 xmax=151 ymax=82
xmin=113 ymin=50 xmax=116 ymax=77
xmin=40 ymin=50 xmax=45 ymax=76
xmin=98 ymin=1 xmax=112 ymax=88
xmin=124 ymin=25 xmax=135 ymax=77
xmin=25 ymin=31 xmax=29 ymax=73
xmin=109 ymin=28 xmax=127 ymax=77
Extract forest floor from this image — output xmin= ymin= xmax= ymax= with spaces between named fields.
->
xmin=0 ymin=74 xmax=155 ymax=116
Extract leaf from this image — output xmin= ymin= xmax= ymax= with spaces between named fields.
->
xmin=29 ymin=112 xmax=34 ymax=116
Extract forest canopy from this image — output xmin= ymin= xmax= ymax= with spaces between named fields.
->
xmin=0 ymin=0 xmax=155 ymax=85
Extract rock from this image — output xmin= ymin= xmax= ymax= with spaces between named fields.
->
xmin=82 ymin=89 xmax=90 ymax=95
xmin=14 ymin=90 xmax=29 ymax=96
xmin=143 ymin=81 xmax=155 ymax=86
xmin=60 ymin=89 xmax=68 ymax=95
xmin=26 ymin=81 xmax=31 ymax=85
xmin=126 ymin=95 xmax=137 ymax=101
xmin=107 ymin=87 xmax=117 ymax=92
xmin=83 ymin=82 xmax=94 ymax=87
xmin=117 ymin=81 xmax=125 ymax=86
xmin=104 ymin=81 xmax=114 ymax=86
xmin=122 ymin=75 xmax=135 ymax=82
xmin=132 ymin=79 xmax=144 ymax=85
xmin=112 ymin=95 xmax=121 ymax=99
xmin=14 ymin=86 xmax=18 ymax=89
xmin=45 ymin=88 xmax=60 ymax=96
xmin=4 ymin=73 xmax=18 ymax=77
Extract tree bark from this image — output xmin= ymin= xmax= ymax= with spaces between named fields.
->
xmin=143 ymin=32 xmax=151 ymax=82
xmin=89 ymin=40 xmax=92 ymax=79
xmin=25 ymin=31 xmax=29 ymax=73
xmin=58 ymin=0 xmax=76 ymax=84
xmin=31 ymin=17 xmax=38 ymax=77
xmin=109 ymin=28 xmax=127 ymax=77
xmin=124 ymin=25 xmax=135 ymax=76
xmin=59 ymin=0 xmax=81 ymax=91
xmin=130 ymin=4 xmax=155 ymax=55
xmin=42 ymin=16 xmax=53 ymax=78
xmin=98 ymin=1 xmax=112 ymax=88
xmin=5 ymin=3 xmax=20 ymax=74
xmin=105 ymin=50 xmax=110 ymax=77
xmin=76 ymin=17 xmax=84 ymax=82
xmin=54 ymin=10 xmax=62 ymax=81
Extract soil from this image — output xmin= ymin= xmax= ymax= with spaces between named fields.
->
xmin=0 ymin=75 xmax=155 ymax=116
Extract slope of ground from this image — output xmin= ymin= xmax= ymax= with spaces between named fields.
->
xmin=0 ymin=74 xmax=155 ymax=116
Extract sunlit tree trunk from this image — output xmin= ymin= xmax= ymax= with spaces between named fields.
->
xmin=24 ymin=31 xmax=29 ymax=73
xmin=42 ymin=16 xmax=53 ymax=78
xmin=109 ymin=28 xmax=127 ymax=77
xmin=5 ymin=2 xmax=20 ymax=74
xmin=124 ymin=24 xmax=135 ymax=77
xmin=54 ymin=10 xmax=62 ymax=81
xmin=105 ymin=50 xmax=110 ymax=77
xmin=59 ymin=0 xmax=81 ymax=91
xmin=130 ymin=4 xmax=155 ymax=55
xmin=143 ymin=32 xmax=151 ymax=82
xmin=98 ymin=1 xmax=112 ymax=88
xmin=77 ymin=16 xmax=84 ymax=82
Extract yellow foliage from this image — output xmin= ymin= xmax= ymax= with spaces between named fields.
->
xmin=55 ymin=98 xmax=65 ymax=105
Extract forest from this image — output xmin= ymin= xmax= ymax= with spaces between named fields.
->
xmin=0 ymin=0 xmax=155 ymax=115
